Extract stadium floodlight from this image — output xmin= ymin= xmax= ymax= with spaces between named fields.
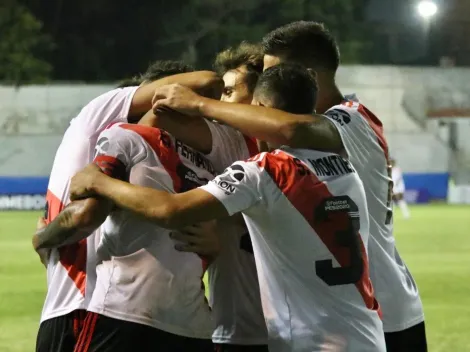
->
xmin=417 ymin=1 xmax=438 ymax=19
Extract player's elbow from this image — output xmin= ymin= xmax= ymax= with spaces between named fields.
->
xmin=281 ymin=117 xmax=343 ymax=152
xmin=279 ymin=120 xmax=310 ymax=148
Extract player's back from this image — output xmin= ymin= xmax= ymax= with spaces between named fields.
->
xmin=41 ymin=87 xmax=138 ymax=322
xmin=88 ymin=123 xmax=214 ymax=339
xmin=213 ymin=148 xmax=385 ymax=351
xmin=324 ymin=96 xmax=423 ymax=331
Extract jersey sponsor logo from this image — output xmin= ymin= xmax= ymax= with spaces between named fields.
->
xmin=215 ymin=164 xmax=245 ymax=194
xmin=307 ymin=155 xmax=355 ymax=177
xmin=326 ymin=109 xmax=351 ymax=126
xmin=95 ymin=136 xmax=110 ymax=157
xmin=183 ymin=168 xmax=209 ymax=187
xmin=175 ymin=139 xmax=216 ymax=176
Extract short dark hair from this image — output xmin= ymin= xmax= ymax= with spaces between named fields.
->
xmin=214 ymin=42 xmax=264 ymax=93
xmin=116 ymin=77 xmax=142 ymax=88
xmin=254 ymin=63 xmax=317 ymax=114
xmin=262 ymin=21 xmax=340 ymax=71
xmin=140 ymin=60 xmax=194 ymax=83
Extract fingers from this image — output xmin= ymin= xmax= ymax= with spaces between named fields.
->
xmin=152 ymin=98 xmax=172 ymax=114
xmin=152 ymin=85 xmax=171 ymax=105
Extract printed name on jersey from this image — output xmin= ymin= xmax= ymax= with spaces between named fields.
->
xmin=175 ymin=139 xmax=216 ymax=176
xmin=307 ymin=155 xmax=355 ymax=177
xmin=325 ymin=108 xmax=351 ymax=126
xmin=214 ymin=164 xmax=245 ymax=195
xmin=95 ymin=136 xmax=110 ymax=157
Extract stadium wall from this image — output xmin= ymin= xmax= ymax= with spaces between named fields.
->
xmin=3 ymin=66 xmax=470 ymax=209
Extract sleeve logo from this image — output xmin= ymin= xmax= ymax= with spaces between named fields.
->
xmin=95 ymin=137 xmax=109 ymax=157
xmin=215 ymin=164 xmax=245 ymax=194
xmin=326 ymin=109 xmax=351 ymax=126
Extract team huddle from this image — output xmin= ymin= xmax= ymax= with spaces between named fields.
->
xmin=32 ymin=21 xmax=427 ymax=352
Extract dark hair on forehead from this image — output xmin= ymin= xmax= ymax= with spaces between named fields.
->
xmin=140 ymin=60 xmax=194 ymax=83
xmin=262 ymin=21 xmax=340 ymax=71
xmin=254 ymin=62 xmax=317 ymax=114
xmin=214 ymin=42 xmax=264 ymax=93
xmin=116 ymin=77 xmax=142 ymax=88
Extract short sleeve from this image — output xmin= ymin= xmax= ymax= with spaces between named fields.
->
xmin=93 ymin=124 xmax=146 ymax=179
xmin=204 ymin=120 xmax=258 ymax=173
xmin=70 ymin=87 xmax=138 ymax=135
xmin=200 ymin=159 xmax=262 ymax=216
xmin=324 ymin=105 xmax=371 ymax=165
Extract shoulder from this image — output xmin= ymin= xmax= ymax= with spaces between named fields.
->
xmin=324 ymin=101 xmax=365 ymax=128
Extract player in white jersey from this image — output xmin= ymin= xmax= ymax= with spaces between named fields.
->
xmin=32 ymin=61 xmax=222 ymax=352
xmin=69 ymin=63 xmax=385 ymax=352
xmin=140 ymin=43 xmax=268 ymax=351
xmin=36 ymin=122 xmax=216 ymax=351
xmin=391 ymin=158 xmax=411 ymax=219
xmin=145 ymin=22 xmax=427 ymax=352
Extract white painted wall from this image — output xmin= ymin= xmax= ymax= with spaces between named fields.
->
xmin=1 ymin=66 xmax=470 ymax=176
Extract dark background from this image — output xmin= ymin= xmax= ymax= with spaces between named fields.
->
xmin=1 ymin=0 xmax=469 ymax=83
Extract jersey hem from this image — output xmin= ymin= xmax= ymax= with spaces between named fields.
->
xmin=88 ymin=307 xmax=213 ymax=340
xmin=383 ymin=314 xmax=425 ymax=333
xmin=40 ymin=304 xmax=86 ymax=324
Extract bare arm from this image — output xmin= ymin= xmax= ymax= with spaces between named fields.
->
xmin=198 ymin=97 xmax=343 ymax=152
xmin=152 ymin=84 xmax=343 ymax=153
xmin=129 ymin=71 xmax=222 ymax=118
xmin=139 ymin=110 xmax=213 ymax=153
xmin=70 ymin=165 xmax=228 ymax=230
xmin=32 ymin=197 xmax=112 ymax=250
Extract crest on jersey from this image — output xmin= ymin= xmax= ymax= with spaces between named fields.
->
xmin=215 ymin=164 xmax=245 ymax=194
xmin=95 ymin=137 xmax=109 ymax=157
xmin=326 ymin=109 xmax=351 ymax=126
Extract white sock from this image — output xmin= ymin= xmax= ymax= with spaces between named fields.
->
xmin=398 ymin=199 xmax=410 ymax=219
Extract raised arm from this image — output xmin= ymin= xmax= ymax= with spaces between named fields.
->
xmin=152 ymin=84 xmax=343 ymax=152
xmin=129 ymin=71 xmax=223 ymax=118
xmin=139 ymin=110 xmax=213 ymax=154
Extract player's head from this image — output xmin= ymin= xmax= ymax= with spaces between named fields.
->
xmin=116 ymin=77 xmax=142 ymax=88
xmin=252 ymin=62 xmax=317 ymax=114
xmin=214 ymin=42 xmax=264 ymax=104
xmin=262 ymin=21 xmax=340 ymax=75
xmin=140 ymin=60 xmax=194 ymax=85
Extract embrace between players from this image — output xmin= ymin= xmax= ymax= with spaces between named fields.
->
xmin=32 ymin=21 xmax=427 ymax=352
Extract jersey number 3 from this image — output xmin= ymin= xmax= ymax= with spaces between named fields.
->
xmin=314 ymin=196 xmax=363 ymax=286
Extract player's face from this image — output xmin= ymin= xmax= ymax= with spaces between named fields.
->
xmin=221 ymin=67 xmax=252 ymax=104
xmin=263 ymin=55 xmax=282 ymax=71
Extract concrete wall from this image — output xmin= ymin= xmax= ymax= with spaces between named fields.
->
xmin=1 ymin=66 xmax=470 ymax=176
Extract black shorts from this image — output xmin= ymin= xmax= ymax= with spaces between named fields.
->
xmin=215 ymin=344 xmax=269 ymax=352
xmin=36 ymin=309 xmax=87 ymax=352
xmin=74 ymin=312 xmax=213 ymax=352
xmin=385 ymin=321 xmax=427 ymax=352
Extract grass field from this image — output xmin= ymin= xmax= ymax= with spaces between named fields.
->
xmin=1 ymin=205 xmax=469 ymax=351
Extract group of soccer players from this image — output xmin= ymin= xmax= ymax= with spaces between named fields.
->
xmin=32 ymin=21 xmax=427 ymax=352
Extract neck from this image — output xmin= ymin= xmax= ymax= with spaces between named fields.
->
xmin=314 ymin=73 xmax=344 ymax=114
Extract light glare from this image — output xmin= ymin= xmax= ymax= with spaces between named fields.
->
xmin=417 ymin=1 xmax=438 ymax=19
